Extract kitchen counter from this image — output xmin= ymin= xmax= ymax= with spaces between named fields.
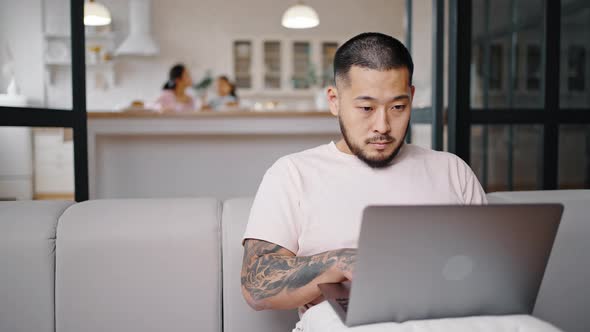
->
xmin=87 ymin=110 xmax=340 ymax=199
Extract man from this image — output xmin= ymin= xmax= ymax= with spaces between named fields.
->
xmin=241 ymin=32 xmax=486 ymax=317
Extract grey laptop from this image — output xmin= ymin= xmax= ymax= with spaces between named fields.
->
xmin=318 ymin=204 xmax=563 ymax=327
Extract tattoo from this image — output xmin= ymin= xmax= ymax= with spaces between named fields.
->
xmin=336 ymin=251 xmax=355 ymax=276
xmin=241 ymin=239 xmax=356 ymax=302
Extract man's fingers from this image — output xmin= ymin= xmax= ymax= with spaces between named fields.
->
xmin=344 ymin=270 xmax=353 ymax=281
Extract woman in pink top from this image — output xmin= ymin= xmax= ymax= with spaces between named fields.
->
xmin=154 ymin=63 xmax=195 ymax=112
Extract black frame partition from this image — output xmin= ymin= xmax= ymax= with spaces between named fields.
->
xmin=449 ymin=0 xmax=590 ymax=191
xmin=431 ymin=0 xmax=445 ymax=151
xmin=448 ymin=0 xmax=472 ymax=161
xmin=0 ymin=0 xmax=88 ymax=201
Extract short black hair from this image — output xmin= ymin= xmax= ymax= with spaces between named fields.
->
xmin=334 ymin=32 xmax=413 ymax=86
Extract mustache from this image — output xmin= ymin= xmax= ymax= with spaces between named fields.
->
xmin=366 ymin=135 xmax=395 ymax=144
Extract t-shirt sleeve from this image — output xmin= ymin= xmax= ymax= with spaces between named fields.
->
xmin=242 ymin=158 xmax=302 ymax=254
xmin=457 ymin=157 xmax=488 ymax=205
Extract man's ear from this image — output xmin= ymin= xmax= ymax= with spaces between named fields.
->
xmin=410 ymin=85 xmax=416 ymax=103
xmin=327 ymin=86 xmax=339 ymax=117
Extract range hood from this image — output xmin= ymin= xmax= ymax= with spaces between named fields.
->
xmin=115 ymin=0 xmax=159 ymax=56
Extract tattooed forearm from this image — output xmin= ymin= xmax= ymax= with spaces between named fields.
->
xmin=240 ymin=239 xmax=356 ymax=307
xmin=336 ymin=251 xmax=355 ymax=276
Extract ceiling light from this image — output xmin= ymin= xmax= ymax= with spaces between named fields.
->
xmin=84 ymin=0 xmax=112 ymax=26
xmin=281 ymin=2 xmax=319 ymax=29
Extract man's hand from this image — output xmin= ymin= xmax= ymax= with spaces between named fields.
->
xmin=336 ymin=249 xmax=355 ymax=281
xmin=240 ymin=239 xmax=356 ymax=310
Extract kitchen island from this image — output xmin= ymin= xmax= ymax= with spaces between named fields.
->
xmin=87 ymin=110 xmax=339 ymax=199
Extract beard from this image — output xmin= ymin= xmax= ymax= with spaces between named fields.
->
xmin=338 ymin=116 xmax=409 ymax=169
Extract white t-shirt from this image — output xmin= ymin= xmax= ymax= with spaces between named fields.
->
xmin=243 ymin=142 xmax=487 ymax=256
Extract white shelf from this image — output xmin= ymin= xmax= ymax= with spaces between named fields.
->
xmin=44 ymin=31 xmax=117 ymax=87
xmin=44 ymin=61 xmax=117 ymax=87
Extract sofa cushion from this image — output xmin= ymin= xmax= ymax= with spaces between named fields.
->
xmin=0 ymin=200 xmax=72 ymax=332
xmin=55 ymin=198 xmax=221 ymax=332
xmin=487 ymin=190 xmax=590 ymax=332
xmin=222 ymin=197 xmax=299 ymax=332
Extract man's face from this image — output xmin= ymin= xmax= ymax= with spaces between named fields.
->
xmin=328 ymin=66 xmax=415 ymax=168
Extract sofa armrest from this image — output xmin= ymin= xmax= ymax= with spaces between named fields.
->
xmin=0 ymin=200 xmax=72 ymax=332
xmin=486 ymin=190 xmax=590 ymax=332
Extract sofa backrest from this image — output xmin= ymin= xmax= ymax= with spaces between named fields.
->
xmin=4 ymin=190 xmax=587 ymax=332
xmin=0 ymin=200 xmax=72 ymax=332
xmin=221 ymin=198 xmax=299 ymax=332
xmin=487 ymin=190 xmax=590 ymax=332
xmin=55 ymin=198 xmax=222 ymax=332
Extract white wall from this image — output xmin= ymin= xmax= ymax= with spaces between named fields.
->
xmin=0 ymin=0 xmax=45 ymax=106
xmin=410 ymin=0 xmax=432 ymax=108
xmin=0 ymin=27 xmax=5 ymax=92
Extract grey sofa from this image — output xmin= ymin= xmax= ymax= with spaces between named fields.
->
xmin=0 ymin=190 xmax=588 ymax=332
xmin=488 ymin=190 xmax=590 ymax=332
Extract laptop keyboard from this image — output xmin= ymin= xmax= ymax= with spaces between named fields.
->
xmin=336 ymin=297 xmax=349 ymax=312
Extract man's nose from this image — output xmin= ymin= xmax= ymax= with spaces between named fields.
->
xmin=373 ymin=108 xmax=391 ymax=134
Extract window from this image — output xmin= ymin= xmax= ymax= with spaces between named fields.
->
xmin=452 ymin=0 xmax=590 ymax=191
xmin=559 ymin=125 xmax=590 ymax=189
xmin=513 ymin=45 xmax=520 ymax=90
xmin=526 ymin=44 xmax=541 ymax=91
xmin=471 ymin=125 xmax=543 ymax=191
xmin=567 ymin=45 xmax=586 ymax=92
xmin=489 ymin=43 xmax=503 ymax=90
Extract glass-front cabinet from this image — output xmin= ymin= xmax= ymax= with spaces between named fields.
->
xmin=232 ymin=37 xmax=340 ymax=95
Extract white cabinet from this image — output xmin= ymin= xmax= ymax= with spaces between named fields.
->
xmin=263 ymin=41 xmax=281 ymax=89
xmin=44 ymin=32 xmax=117 ymax=87
xmin=32 ymin=129 xmax=74 ymax=197
xmin=233 ymin=41 xmax=253 ymax=89
xmin=0 ymin=127 xmax=33 ymax=200
xmin=292 ymin=41 xmax=312 ymax=89
xmin=0 ymin=96 xmax=33 ymax=200
xmin=232 ymin=37 xmax=342 ymax=95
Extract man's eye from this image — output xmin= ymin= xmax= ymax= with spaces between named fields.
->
xmin=392 ymin=105 xmax=406 ymax=111
xmin=358 ymin=106 xmax=373 ymax=112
